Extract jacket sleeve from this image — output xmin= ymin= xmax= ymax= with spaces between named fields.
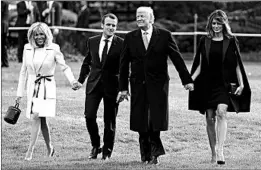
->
xmin=119 ymin=33 xmax=131 ymax=91
xmin=54 ymin=44 xmax=75 ymax=85
xmin=167 ymin=31 xmax=193 ymax=85
xmin=78 ymin=39 xmax=91 ymax=84
xmin=17 ymin=46 xmax=28 ymax=97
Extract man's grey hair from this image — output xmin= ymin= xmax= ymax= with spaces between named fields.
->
xmin=137 ymin=6 xmax=155 ymax=24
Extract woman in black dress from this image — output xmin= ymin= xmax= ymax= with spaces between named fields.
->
xmin=189 ymin=10 xmax=251 ymax=165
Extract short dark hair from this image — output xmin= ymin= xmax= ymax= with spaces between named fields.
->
xmin=101 ymin=13 xmax=118 ymax=24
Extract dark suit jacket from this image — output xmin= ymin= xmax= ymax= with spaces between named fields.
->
xmin=188 ymin=36 xmax=251 ymax=113
xmin=37 ymin=1 xmax=62 ymax=26
xmin=78 ymin=35 xmax=124 ymax=98
xmin=15 ymin=1 xmax=40 ymax=27
xmin=119 ymin=26 xmax=193 ymax=132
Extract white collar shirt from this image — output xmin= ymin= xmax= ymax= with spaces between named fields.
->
xmin=141 ymin=25 xmax=153 ymax=43
xmin=99 ymin=35 xmax=114 ymax=61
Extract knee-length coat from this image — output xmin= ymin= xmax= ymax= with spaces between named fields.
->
xmin=119 ymin=26 xmax=193 ymax=132
xmin=188 ymin=36 xmax=251 ymax=113
xmin=17 ymin=43 xmax=75 ymax=118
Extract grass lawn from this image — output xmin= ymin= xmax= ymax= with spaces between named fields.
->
xmin=1 ymin=61 xmax=261 ymax=170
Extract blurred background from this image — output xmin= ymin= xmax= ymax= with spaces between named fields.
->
xmin=4 ymin=1 xmax=261 ymax=62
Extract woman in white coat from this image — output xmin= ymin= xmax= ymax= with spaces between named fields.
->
xmin=16 ymin=22 xmax=77 ymax=160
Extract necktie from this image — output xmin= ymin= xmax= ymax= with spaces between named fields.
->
xmin=101 ymin=39 xmax=109 ymax=63
xmin=142 ymin=32 xmax=149 ymax=50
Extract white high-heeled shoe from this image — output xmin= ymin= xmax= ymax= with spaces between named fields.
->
xmin=48 ymin=146 xmax=55 ymax=157
xmin=24 ymin=150 xmax=33 ymax=161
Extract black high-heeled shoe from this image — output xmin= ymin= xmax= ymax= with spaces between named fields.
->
xmin=216 ymin=148 xmax=225 ymax=165
xmin=217 ymin=160 xmax=225 ymax=165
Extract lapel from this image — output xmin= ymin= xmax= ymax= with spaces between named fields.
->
xmin=101 ymin=36 xmax=117 ymax=68
xmin=25 ymin=46 xmax=35 ymax=72
xmin=205 ymin=37 xmax=211 ymax=65
xmin=205 ymin=36 xmax=230 ymax=64
xmin=36 ymin=47 xmax=48 ymax=74
xmin=93 ymin=36 xmax=101 ymax=65
xmin=145 ymin=26 xmax=160 ymax=55
xmin=29 ymin=45 xmax=48 ymax=74
xmin=222 ymin=38 xmax=230 ymax=62
xmin=134 ymin=30 xmax=146 ymax=55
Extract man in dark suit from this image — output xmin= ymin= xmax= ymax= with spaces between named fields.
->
xmin=1 ymin=1 xmax=9 ymax=67
xmin=15 ymin=1 xmax=40 ymax=63
xmin=117 ymin=7 xmax=194 ymax=164
xmin=73 ymin=13 xmax=124 ymax=160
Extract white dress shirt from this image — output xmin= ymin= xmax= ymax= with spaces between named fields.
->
xmin=141 ymin=25 xmax=153 ymax=43
xmin=99 ymin=35 xmax=114 ymax=61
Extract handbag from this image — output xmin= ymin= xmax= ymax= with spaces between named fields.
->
xmin=4 ymin=102 xmax=21 ymax=125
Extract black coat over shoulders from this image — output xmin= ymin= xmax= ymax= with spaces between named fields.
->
xmin=188 ymin=36 xmax=251 ymax=114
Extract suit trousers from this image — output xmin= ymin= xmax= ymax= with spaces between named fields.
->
xmin=138 ymin=86 xmax=165 ymax=161
xmin=139 ymin=130 xmax=165 ymax=161
xmin=84 ymin=81 xmax=118 ymax=152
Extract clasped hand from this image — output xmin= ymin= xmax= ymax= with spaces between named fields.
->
xmin=184 ymin=83 xmax=194 ymax=91
xmin=72 ymin=80 xmax=82 ymax=91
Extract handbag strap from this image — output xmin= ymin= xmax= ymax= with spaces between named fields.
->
xmin=15 ymin=102 xmax=19 ymax=108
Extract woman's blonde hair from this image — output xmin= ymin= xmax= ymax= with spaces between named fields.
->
xmin=206 ymin=9 xmax=233 ymax=38
xmin=27 ymin=22 xmax=53 ymax=47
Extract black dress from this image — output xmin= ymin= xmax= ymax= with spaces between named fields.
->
xmin=206 ymin=40 xmax=229 ymax=109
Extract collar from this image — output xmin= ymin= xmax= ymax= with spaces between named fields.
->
xmin=141 ymin=25 xmax=153 ymax=35
xmin=101 ymin=35 xmax=114 ymax=42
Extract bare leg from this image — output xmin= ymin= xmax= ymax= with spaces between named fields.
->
xmin=40 ymin=117 xmax=53 ymax=156
xmin=25 ymin=113 xmax=41 ymax=160
xmin=206 ymin=109 xmax=217 ymax=163
xmin=216 ymin=104 xmax=228 ymax=164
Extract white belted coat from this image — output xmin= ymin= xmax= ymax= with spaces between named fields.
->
xmin=17 ymin=43 xmax=75 ymax=119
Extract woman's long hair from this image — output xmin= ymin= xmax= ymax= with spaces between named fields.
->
xmin=27 ymin=22 xmax=53 ymax=48
xmin=206 ymin=10 xmax=233 ymax=38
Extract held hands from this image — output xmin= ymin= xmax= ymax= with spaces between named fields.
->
xmin=116 ymin=91 xmax=129 ymax=103
xmin=72 ymin=80 xmax=82 ymax=91
xmin=184 ymin=83 xmax=194 ymax=91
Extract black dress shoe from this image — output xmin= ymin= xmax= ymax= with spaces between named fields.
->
xmin=148 ymin=156 xmax=159 ymax=165
xmin=101 ymin=148 xmax=112 ymax=160
xmin=141 ymin=157 xmax=151 ymax=164
xmin=88 ymin=147 xmax=101 ymax=159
